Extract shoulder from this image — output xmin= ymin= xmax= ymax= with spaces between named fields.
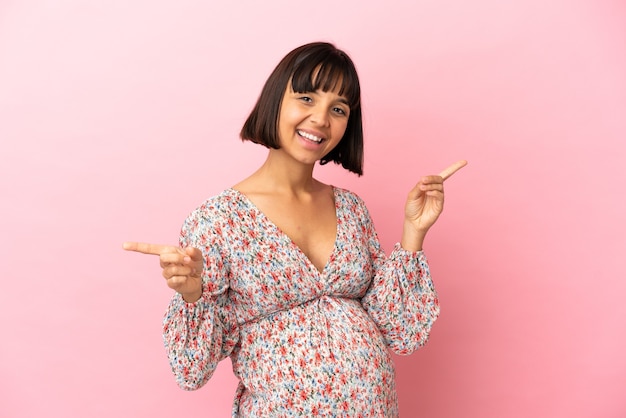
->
xmin=182 ymin=189 xmax=247 ymax=233
xmin=333 ymin=186 xmax=374 ymax=224
xmin=179 ymin=189 xmax=253 ymax=251
xmin=334 ymin=186 xmax=368 ymax=210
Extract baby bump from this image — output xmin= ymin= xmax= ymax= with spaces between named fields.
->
xmin=231 ymin=297 xmax=398 ymax=416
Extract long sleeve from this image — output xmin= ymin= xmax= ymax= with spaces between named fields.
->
xmin=359 ymin=205 xmax=440 ymax=356
xmin=162 ymin=206 xmax=239 ymax=390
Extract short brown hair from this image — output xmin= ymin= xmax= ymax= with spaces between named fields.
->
xmin=240 ymin=42 xmax=363 ymax=175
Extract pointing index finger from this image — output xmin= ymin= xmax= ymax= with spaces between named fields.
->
xmin=439 ymin=160 xmax=468 ymax=181
xmin=122 ymin=241 xmax=177 ymax=256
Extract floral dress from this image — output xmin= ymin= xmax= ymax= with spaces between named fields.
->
xmin=163 ymin=187 xmax=440 ymax=417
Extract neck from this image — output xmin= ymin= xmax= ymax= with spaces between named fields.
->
xmin=253 ymin=149 xmax=320 ymax=195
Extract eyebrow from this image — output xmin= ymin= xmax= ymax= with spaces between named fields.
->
xmin=336 ymin=97 xmax=350 ymax=106
xmin=297 ymin=89 xmax=351 ymax=107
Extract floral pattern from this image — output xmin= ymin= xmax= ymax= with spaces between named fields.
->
xmin=163 ymin=187 xmax=440 ymax=417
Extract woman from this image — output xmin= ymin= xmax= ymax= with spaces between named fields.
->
xmin=124 ymin=42 xmax=465 ymax=417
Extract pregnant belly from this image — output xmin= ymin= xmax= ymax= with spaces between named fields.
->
xmin=231 ymin=296 xmax=398 ymax=416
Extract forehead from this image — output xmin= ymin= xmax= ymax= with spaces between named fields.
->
xmin=287 ymin=77 xmax=349 ymax=102
xmin=290 ymin=61 xmax=360 ymax=107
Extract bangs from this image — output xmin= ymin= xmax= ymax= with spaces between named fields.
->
xmin=290 ymin=53 xmax=361 ymax=109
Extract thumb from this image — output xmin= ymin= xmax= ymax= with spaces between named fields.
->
xmin=407 ymin=181 xmax=425 ymax=201
xmin=184 ymin=246 xmax=203 ymax=261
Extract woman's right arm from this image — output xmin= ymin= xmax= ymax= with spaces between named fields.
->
xmin=163 ymin=210 xmax=238 ymax=390
xmin=163 ymin=281 xmax=237 ymax=390
xmin=124 ymin=206 xmax=238 ymax=390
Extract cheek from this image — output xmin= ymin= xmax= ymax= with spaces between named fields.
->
xmin=277 ymin=113 xmax=297 ymax=139
xmin=333 ymin=119 xmax=349 ymax=140
xmin=279 ymin=102 xmax=302 ymax=122
xmin=276 ymin=109 xmax=291 ymax=134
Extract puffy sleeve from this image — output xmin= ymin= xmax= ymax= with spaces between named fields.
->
xmin=162 ymin=205 xmax=239 ymax=390
xmin=359 ymin=202 xmax=441 ymax=356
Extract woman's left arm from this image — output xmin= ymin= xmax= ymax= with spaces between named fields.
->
xmin=361 ymin=160 xmax=466 ymax=354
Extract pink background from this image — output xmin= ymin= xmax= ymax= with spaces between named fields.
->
xmin=1 ymin=0 xmax=625 ymax=417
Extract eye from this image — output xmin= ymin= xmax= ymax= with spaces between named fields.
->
xmin=333 ymin=106 xmax=348 ymax=116
xmin=298 ymin=96 xmax=313 ymax=103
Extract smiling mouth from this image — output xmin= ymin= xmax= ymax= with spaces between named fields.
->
xmin=297 ymin=130 xmax=324 ymax=143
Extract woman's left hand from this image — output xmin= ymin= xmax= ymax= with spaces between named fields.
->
xmin=402 ymin=160 xmax=467 ymax=250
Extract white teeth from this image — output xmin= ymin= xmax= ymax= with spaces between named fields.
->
xmin=298 ymin=130 xmax=323 ymax=143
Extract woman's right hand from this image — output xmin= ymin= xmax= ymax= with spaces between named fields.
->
xmin=123 ymin=242 xmax=204 ymax=303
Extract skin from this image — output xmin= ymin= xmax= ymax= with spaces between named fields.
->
xmin=124 ymin=82 xmax=466 ymax=303
xmin=401 ymin=160 xmax=467 ymax=252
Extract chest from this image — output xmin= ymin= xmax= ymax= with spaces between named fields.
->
xmin=224 ymin=193 xmax=375 ymax=319
xmin=257 ymin=196 xmax=337 ymax=273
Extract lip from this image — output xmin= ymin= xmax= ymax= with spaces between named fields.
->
xmin=297 ymin=129 xmax=326 ymax=144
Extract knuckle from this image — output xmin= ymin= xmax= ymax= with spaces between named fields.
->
xmin=167 ymin=276 xmax=180 ymax=288
xmin=168 ymin=276 xmax=188 ymax=291
xmin=163 ymin=266 xmax=180 ymax=279
xmin=162 ymin=254 xmax=178 ymax=264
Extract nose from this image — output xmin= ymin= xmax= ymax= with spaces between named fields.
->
xmin=309 ymin=105 xmax=330 ymax=127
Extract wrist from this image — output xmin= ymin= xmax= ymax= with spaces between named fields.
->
xmin=182 ymin=290 xmax=202 ymax=303
xmin=401 ymin=222 xmax=427 ymax=252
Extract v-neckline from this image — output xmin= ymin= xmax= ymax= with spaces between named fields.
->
xmin=227 ymin=187 xmax=340 ymax=276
